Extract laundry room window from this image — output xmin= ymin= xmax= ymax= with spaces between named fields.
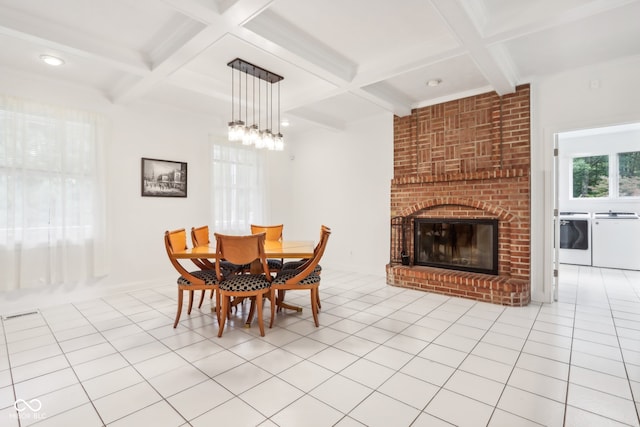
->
xmin=618 ymin=151 xmax=640 ymax=197
xmin=572 ymin=155 xmax=609 ymax=198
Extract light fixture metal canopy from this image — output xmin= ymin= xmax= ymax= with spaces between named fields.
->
xmin=227 ymin=58 xmax=283 ymax=84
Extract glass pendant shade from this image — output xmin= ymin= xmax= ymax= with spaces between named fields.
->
xmin=242 ymin=126 xmax=253 ymax=145
xmin=263 ymin=131 xmax=273 ymax=150
xmin=274 ymin=133 xmax=284 ymax=151
xmin=249 ymin=124 xmax=259 ymax=144
xmin=255 ymin=130 xmax=266 ymax=149
xmin=228 ymin=121 xmax=236 ymax=140
xmin=233 ymin=120 xmax=245 ymax=141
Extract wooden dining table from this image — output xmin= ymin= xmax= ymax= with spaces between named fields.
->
xmin=173 ymin=240 xmax=314 ymax=262
xmin=173 ymin=239 xmax=315 ymax=318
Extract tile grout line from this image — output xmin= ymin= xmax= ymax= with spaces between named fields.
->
xmin=0 ymin=317 xmax=20 ymax=427
xmin=484 ymin=303 xmax=544 ymax=426
xmin=601 ymin=268 xmax=640 ymax=425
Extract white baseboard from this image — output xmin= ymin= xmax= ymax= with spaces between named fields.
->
xmin=0 ymin=276 xmax=174 ymax=317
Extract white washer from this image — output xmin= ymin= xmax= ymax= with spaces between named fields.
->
xmin=592 ymin=212 xmax=640 ymax=270
xmin=559 ymin=212 xmax=591 ymax=266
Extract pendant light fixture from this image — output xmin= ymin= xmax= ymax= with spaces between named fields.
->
xmin=227 ymin=58 xmax=284 ymax=151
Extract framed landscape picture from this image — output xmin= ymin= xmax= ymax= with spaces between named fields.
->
xmin=141 ymin=157 xmax=187 ymax=197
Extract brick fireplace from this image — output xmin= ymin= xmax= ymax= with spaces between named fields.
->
xmin=386 ymin=85 xmax=531 ymax=306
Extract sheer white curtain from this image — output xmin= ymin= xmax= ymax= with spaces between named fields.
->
xmin=211 ymin=140 xmax=265 ymax=234
xmin=0 ymin=95 xmax=108 ymax=290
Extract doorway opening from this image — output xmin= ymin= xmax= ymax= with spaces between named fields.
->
xmin=554 ymin=122 xmax=640 ymax=300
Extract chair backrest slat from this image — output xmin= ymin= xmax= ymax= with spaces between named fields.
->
xmin=285 ymin=225 xmax=331 ymax=284
xmin=165 ymin=229 xmax=205 ymax=285
xmin=191 ymin=225 xmax=210 ymax=247
xmin=250 ymin=224 xmax=283 ymax=242
xmin=190 ymin=225 xmax=215 ymax=270
xmin=168 ymin=229 xmax=187 ymax=252
xmin=214 ymin=232 xmax=271 ymax=279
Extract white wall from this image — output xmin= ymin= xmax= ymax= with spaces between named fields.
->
xmin=272 ymin=114 xmax=394 ymax=275
xmin=531 ymin=56 xmax=640 ymax=302
xmin=0 ymin=69 xmax=393 ymax=313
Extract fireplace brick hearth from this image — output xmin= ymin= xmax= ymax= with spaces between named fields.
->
xmin=387 ymin=85 xmax=531 ymax=306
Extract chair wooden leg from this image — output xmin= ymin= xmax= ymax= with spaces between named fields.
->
xmin=217 ymin=294 xmax=228 ymax=337
xmin=310 ymin=287 xmax=319 ymax=327
xmin=173 ymin=289 xmax=183 ymax=328
xmin=269 ymin=288 xmax=277 ymax=328
xmin=277 ymin=290 xmax=286 ymax=312
xmin=214 ymin=289 xmax=221 ymax=324
xmin=187 ymin=290 xmax=194 ymax=315
xmin=256 ymin=292 xmax=265 ymax=336
xmin=316 ymin=289 xmax=321 ymax=310
xmin=246 ymin=297 xmax=256 ymax=326
xmin=197 ymin=290 xmax=206 ymax=308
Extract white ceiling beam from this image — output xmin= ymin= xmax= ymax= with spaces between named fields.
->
xmin=112 ymin=0 xmax=273 ymax=104
xmin=243 ymin=9 xmax=357 ymax=83
xmin=355 ymin=84 xmax=412 ymax=117
xmin=160 ymin=0 xmax=221 ymax=24
xmin=430 ymin=0 xmax=515 ymax=95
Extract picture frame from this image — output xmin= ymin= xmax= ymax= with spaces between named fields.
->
xmin=141 ymin=157 xmax=187 ymax=198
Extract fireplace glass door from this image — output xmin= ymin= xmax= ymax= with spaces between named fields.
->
xmin=414 ymin=219 xmax=498 ymax=275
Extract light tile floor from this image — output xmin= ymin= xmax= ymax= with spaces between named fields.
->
xmin=1 ymin=266 xmax=640 ymax=426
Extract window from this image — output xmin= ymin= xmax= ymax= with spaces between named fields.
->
xmin=0 ymin=95 xmax=107 ymax=289
xmin=572 ymin=155 xmax=609 ymax=198
xmin=618 ymin=151 xmax=640 ymax=197
xmin=211 ymin=141 xmax=265 ymax=234
xmin=571 ymin=151 xmax=640 ymax=199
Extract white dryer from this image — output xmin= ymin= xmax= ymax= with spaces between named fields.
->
xmin=592 ymin=212 xmax=640 ymax=270
xmin=559 ymin=212 xmax=591 ymax=266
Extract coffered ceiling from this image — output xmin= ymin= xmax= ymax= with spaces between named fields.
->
xmin=1 ymin=0 xmax=639 ymax=136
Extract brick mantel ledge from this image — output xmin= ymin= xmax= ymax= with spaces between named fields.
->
xmin=391 ymin=168 xmax=529 ymax=185
xmin=386 ymin=264 xmax=530 ymax=307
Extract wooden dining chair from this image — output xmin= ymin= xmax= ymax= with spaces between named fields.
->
xmin=250 ymin=224 xmax=284 ymax=273
xmin=190 ymin=226 xmax=216 ymax=269
xmin=280 ymin=225 xmax=330 ymax=309
xmin=191 ymin=225 xmax=246 ymax=305
xmin=164 ymin=229 xmax=222 ymax=328
xmin=269 ymin=225 xmax=331 ymax=328
xmin=189 ymin=225 xmax=218 ymax=306
xmin=192 ymin=225 xmax=247 ymax=274
xmin=214 ymin=232 xmax=273 ymax=337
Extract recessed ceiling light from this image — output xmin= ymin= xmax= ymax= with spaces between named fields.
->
xmin=426 ymin=79 xmax=442 ymax=87
xmin=40 ymin=55 xmax=65 ymax=66
xmin=280 ymin=119 xmax=290 ymax=127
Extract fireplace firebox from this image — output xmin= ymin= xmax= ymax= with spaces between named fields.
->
xmin=414 ymin=219 xmax=498 ymax=275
